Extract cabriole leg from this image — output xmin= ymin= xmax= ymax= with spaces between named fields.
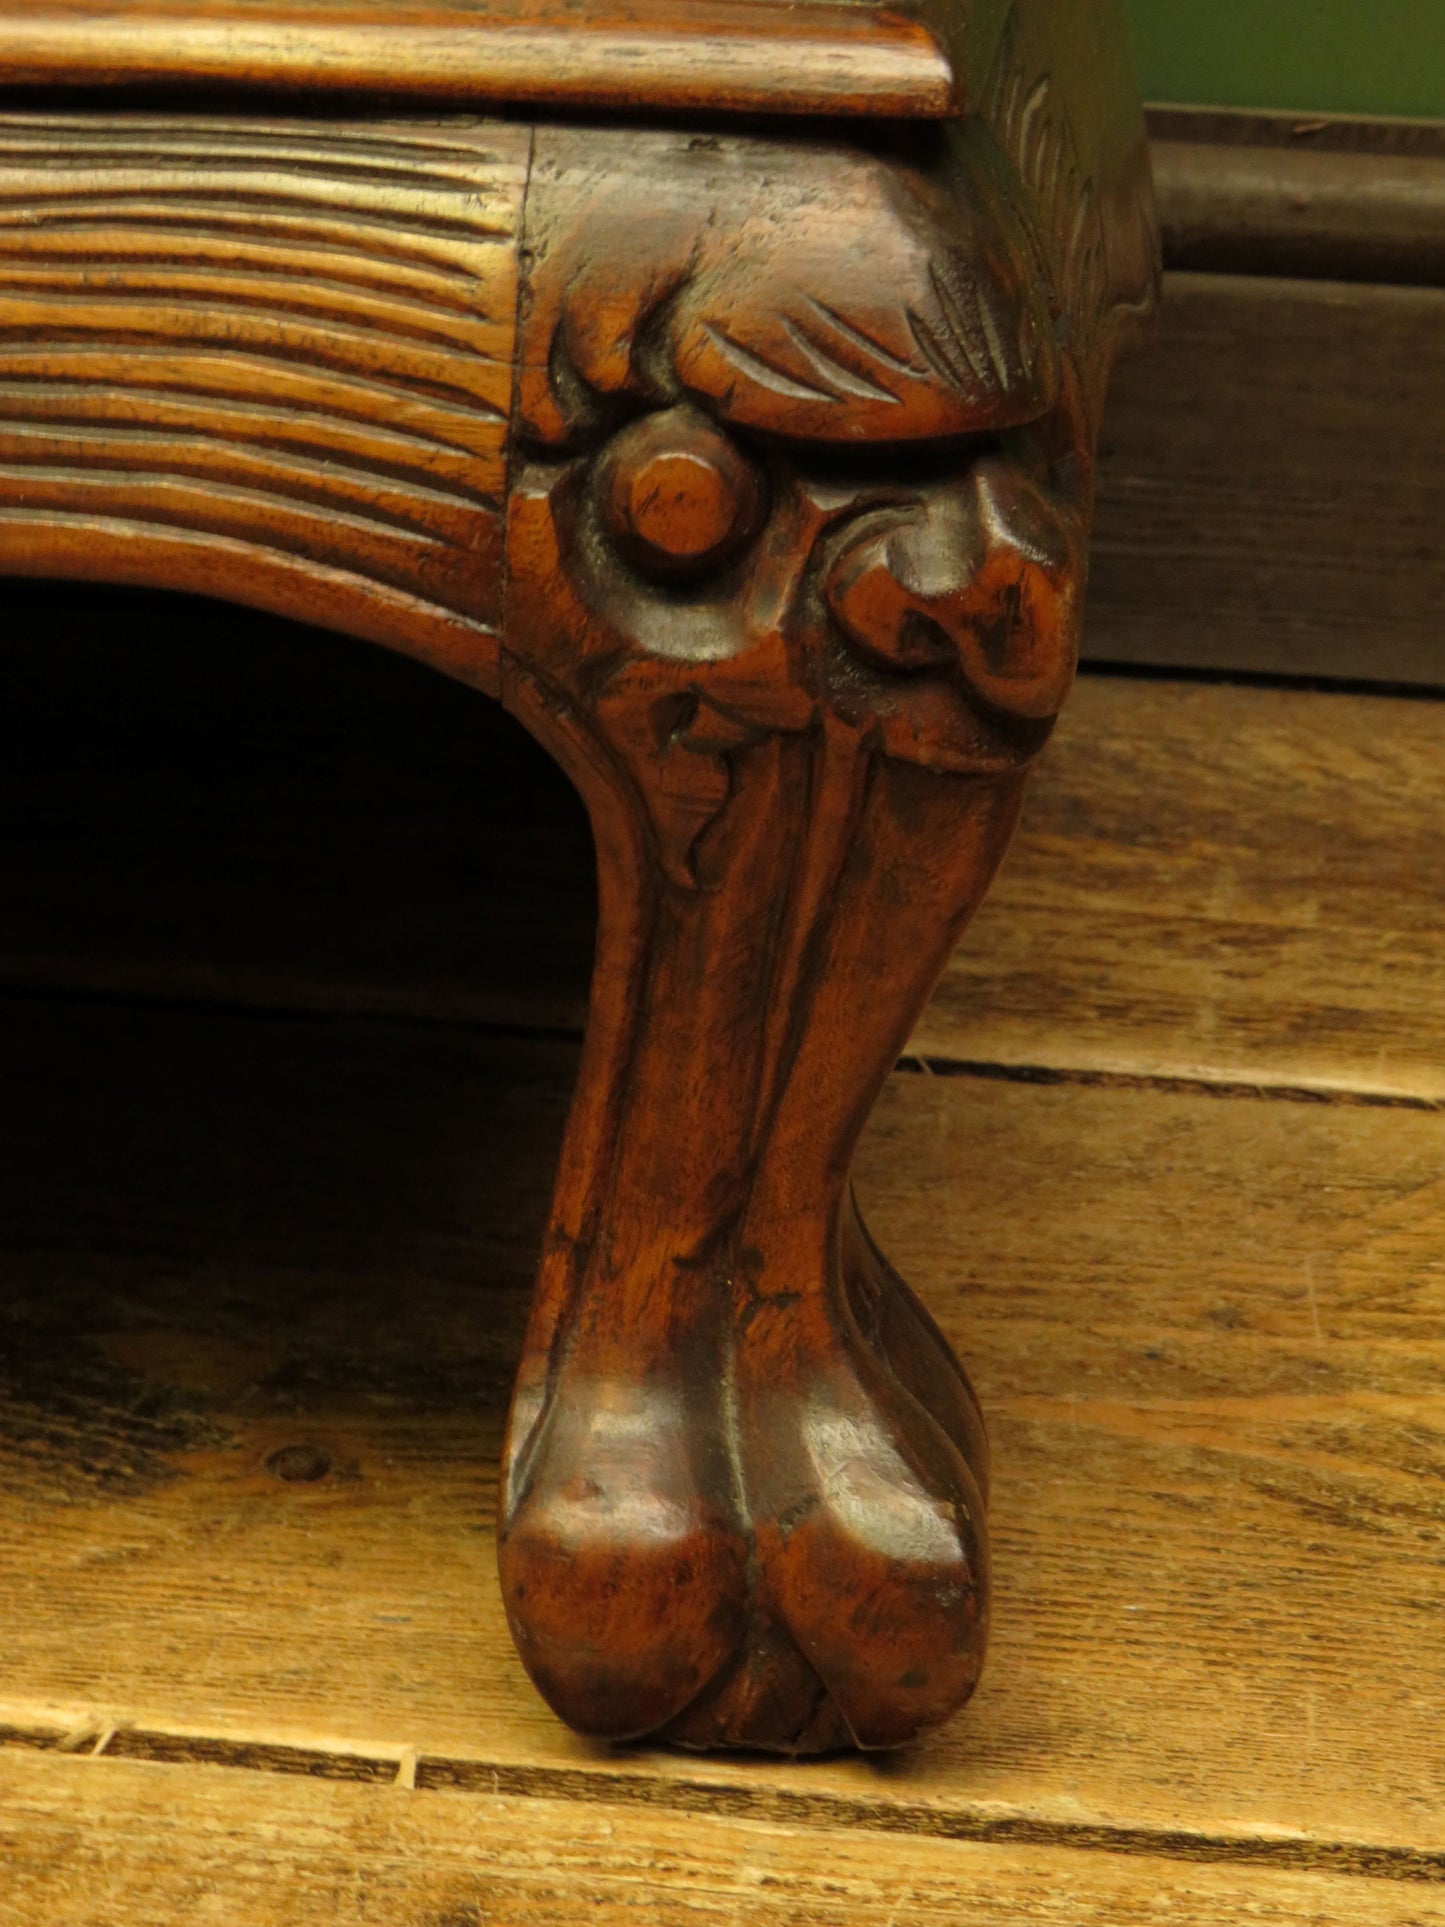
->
xmin=497 ymin=339 xmax=1086 ymax=1752
xmin=499 ymin=683 xmax=1024 ymax=1750
xmin=495 ymin=107 xmax=1151 ymax=1751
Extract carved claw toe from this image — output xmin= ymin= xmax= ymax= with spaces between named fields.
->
xmin=499 ymin=1375 xmax=749 ymax=1740
xmin=648 ymin=1335 xmax=991 ymax=1756
xmin=660 ymin=1611 xmax=853 ymax=1755
xmin=738 ymin=1320 xmax=989 ymax=1751
xmin=500 ymin=1275 xmax=989 ymax=1755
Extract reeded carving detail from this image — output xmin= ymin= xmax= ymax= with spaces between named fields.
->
xmin=0 ymin=113 xmax=524 ymax=682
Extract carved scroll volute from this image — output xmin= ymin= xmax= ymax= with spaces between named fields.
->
xmin=496 ymin=125 xmax=1100 ymax=1752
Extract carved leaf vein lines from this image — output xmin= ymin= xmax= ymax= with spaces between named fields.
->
xmin=778 ymin=313 xmax=901 ymax=406
xmin=923 ymin=260 xmax=998 ymax=392
xmin=985 ymin=48 xmax=1105 ymax=332
xmin=698 ymin=320 xmax=847 ymax=407
xmin=974 ymin=278 xmax=1014 ymax=391
xmin=1018 ymin=74 xmax=1053 ymax=173
xmin=905 ymin=304 xmax=971 ymax=395
xmin=802 ymin=296 xmax=922 ymax=379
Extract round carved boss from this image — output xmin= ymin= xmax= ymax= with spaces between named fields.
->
xmin=595 ymin=406 xmax=767 ymax=581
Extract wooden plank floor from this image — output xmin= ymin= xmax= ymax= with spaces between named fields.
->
xmin=2 ymin=592 xmax=1443 ymax=1923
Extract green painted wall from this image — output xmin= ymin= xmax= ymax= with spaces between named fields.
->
xmin=1124 ymin=1 xmax=1445 ymax=120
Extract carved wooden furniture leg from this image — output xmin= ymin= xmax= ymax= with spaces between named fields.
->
xmin=497 ymin=105 xmax=1156 ymax=1750
xmin=0 ymin=0 xmax=1156 ymax=1756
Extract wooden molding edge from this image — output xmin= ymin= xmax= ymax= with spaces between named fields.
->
xmin=0 ymin=1 xmax=959 ymax=120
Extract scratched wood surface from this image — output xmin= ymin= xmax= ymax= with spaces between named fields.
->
xmin=3 ymin=587 xmax=1442 ymax=1097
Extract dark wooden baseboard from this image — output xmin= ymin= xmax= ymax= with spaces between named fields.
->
xmin=1146 ymin=105 xmax=1445 ymax=285
xmin=1084 ymin=108 xmax=1445 ymax=683
xmin=1088 ymin=271 xmax=1444 ymax=683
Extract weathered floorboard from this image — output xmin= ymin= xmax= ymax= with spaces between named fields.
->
xmin=926 ymin=675 xmax=1445 ymax=1099
xmin=0 ymin=999 xmax=1440 ymax=1861
xmin=3 ymin=1748 xmax=1441 ymax=1927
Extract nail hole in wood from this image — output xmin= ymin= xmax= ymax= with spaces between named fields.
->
xmin=265 ymin=1444 xmax=333 ymax=1485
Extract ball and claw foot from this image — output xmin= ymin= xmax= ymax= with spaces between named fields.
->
xmin=500 ymin=1195 xmax=991 ymax=1756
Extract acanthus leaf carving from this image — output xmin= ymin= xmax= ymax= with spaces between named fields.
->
xmin=519 ymin=127 xmax=1060 ymax=453
xmin=976 ymin=0 xmax=1162 ymax=396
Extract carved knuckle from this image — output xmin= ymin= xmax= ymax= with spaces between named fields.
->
xmin=822 ymin=462 xmax=1083 ymax=724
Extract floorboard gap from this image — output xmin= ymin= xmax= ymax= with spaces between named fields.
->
xmin=1080 ymin=658 xmax=1445 ymax=703
xmin=897 ymin=1056 xmax=1445 ymax=1113
xmin=4 ymin=1725 xmax=1442 ymax=1885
